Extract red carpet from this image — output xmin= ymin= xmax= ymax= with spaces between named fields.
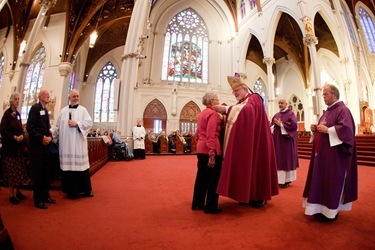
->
xmin=0 ymin=156 xmax=374 ymax=249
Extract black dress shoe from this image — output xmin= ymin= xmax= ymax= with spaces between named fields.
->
xmin=204 ymin=208 xmax=223 ymax=214
xmin=192 ymin=205 xmax=204 ymax=210
xmin=238 ymin=202 xmax=249 ymax=206
xmin=9 ymin=196 xmax=20 ymax=205
xmin=249 ymin=200 xmax=266 ymax=208
xmin=34 ymin=203 xmax=48 ymax=209
xmin=16 ymin=191 xmax=27 ymax=200
xmin=86 ymin=191 xmax=94 ymax=197
xmin=316 ymin=213 xmax=339 ymax=222
xmin=279 ymin=183 xmax=290 ymax=188
xmin=45 ymin=198 xmax=56 ymax=204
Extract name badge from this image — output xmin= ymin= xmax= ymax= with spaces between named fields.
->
xmin=17 ymin=115 xmax=20 ymax=120
xmin=40 ymin=110 xmax=46 ymax=116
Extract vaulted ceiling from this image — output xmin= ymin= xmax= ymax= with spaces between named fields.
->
xmin=0 ymin=0 xmax=374 ymax=79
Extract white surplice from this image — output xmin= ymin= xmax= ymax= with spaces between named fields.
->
xmin=51 ymin=105 xmax=93 ymax=171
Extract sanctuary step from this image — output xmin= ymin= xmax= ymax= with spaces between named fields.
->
xmin=297 ymin=134 xmax=375 ymax=167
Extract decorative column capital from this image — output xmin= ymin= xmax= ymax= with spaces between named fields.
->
xmin=39 ymin=0 xmax=57 ymax=9
xmin=303 ymin=34 xmax=318 ymax=46
xmin=58 ymin=62 xmax=73 ymax=77
xmin=262 ymin=57 xmax=275 ymax=65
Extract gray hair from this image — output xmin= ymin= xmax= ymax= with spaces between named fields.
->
xmin=324 ymin=84 xmax=340 ymax=99
xmin=9 ymin=92 xmax=21 ymax=105
xmin=202 ymin=92 xmax=218 ymax=106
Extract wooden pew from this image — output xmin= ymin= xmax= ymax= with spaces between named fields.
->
xmin=145 ymin=136 xmax=153 ymax=154
xmin=175 ymin=136 xmax=185 ymax=154
xmin=159 ymin=136 xmax=169 ymax=154
xmin=190 ymin=135 xmax=197 ymax=153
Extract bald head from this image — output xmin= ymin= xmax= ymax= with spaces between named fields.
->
xmin=38 ymin=89 xmax=50 ymax=106
xmin=278 ymin=98 xmax=287 ymax=111
xmin=69 ymin=89 xmax=80 ymax=105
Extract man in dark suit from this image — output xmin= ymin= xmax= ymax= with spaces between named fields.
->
xmin=26 ymin=89 xmax=56 ymax=209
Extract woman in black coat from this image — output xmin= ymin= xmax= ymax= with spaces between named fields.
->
xmin=0 ymin=92 xmax=28 ymax=205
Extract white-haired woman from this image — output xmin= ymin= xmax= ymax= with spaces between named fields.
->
xmin=0 ymin=92 xmax=28 ymax=204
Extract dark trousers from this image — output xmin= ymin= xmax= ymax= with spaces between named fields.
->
xmin=192 ymin=154 xmax=222 ymax=211
xmin=134 ymin=149 xmax=146 ymax=159
xmin=30 ymin=153 xmax=51 ymax=204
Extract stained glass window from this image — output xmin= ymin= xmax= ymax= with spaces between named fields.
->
xmin=249 ymin=0 xmax=256 ymax=10
xmin=69 ymin=60 xmax=76 ymax=92
xmin=161 ymin=8 xmax=208 ymax=84
xmin=240 ymin=0 xmax=246 ymax=18
xmin=94 ymin=61 xmax=117 ymax=122
xmin=21 ymin=45 xmax=46 ymax=120
xmin=254 ymin=78 xmax=267 ymax=109
xmin=358 ymin=7 xmax=375 ymax=53
xmin=0 ymin=53 xmax=4 ymax=88
xmin=340 ymin=1 xmax=358 ymax=44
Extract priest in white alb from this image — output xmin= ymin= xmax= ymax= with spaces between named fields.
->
xmin=52 ymin=89 xmax=94 ymax=199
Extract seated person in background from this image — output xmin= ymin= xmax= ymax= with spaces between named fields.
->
xmin=149 ymin=131 xmax=159 ymax=153
xmin=102 ymin=130 xmax=113 ymax=145
xmin=95 ymin=128 xmax=101 ymax=137
xmin=176 ymin=130 xmax=189 ymax=153
xmin=156 ymin=131 xmax=168 ymax=153
xmin=113 ymin=129 xmax=133 ymax=159
xmin=169 ymin=131 xmax=177 ymax=153
xmin=87 ymin=129 xmax=95 ymax=137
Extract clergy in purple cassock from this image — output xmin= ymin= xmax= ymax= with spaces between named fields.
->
xmin=270 ymin=98 xmax=299 ymax=188
xmin=214 ymin=75 xmax=279 ymax=208
xmin=303 ymin=84 xmax=358 ymax=222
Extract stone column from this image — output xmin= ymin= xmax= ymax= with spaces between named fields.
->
xmin=303 ymin=31 xmax=321 ymax=122
xmin=117 ymin=0 xmax=150 ymax=136
xmin=263 ymin=57 xmax=275 ymax=117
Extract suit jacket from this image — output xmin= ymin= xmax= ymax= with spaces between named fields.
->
xmin=26 ymin=102 xmax=52 ymax=155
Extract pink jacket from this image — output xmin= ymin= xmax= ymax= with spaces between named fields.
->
xmin=196 ymin=107 xmax=222 ymax=157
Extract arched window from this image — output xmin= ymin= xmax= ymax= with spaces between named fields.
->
xmin=240 ymin=0 xmax=246 ymax=18
xmin=253 ymin=78 xmax=267 ymax=109
xmin=68 ymin=60 xmax=77 ymax=92
xmin=0 ymin=52 xmax=4 ymax=88
xmin=248 ymin=0 xmax=256 ymax=10
xmin=21 ymin=45 xmax=46 ymax=120
xmin=180 ymin=101 xmax=200 ymax=133
xmin=340 ymin=1 xmax=358 ymax=44
xmin=289 ymin=94 xmax=304 ymax=122
xmin=161 ymin=8 xmax=209 ymax=84
xmin=358 ymin=7 xmax=375 ymax=53
xmin=94 ymin=61 xmax=117 ymax=122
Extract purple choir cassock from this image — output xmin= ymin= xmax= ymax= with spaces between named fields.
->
xmin=217 ymin=93 xmax=279 ymax=202
xmin=303 ymin=101 xmax=358 ymax=212
xmin=270 ymin=109 xmax=299 ymax=173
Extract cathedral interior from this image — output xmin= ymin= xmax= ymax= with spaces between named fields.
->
xmin=0 ymin=0 xmax=374 ymax=136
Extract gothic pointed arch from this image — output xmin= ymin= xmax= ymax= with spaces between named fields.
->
xmin=254 ymin=78 xmax=267 ymax=109
xmin=94 ymin=61 xmax=118 ymax=122
xmin=179 ymin=101 xmax=201 ymax=133
xmin=21 ymin=44 xmax=46 ymax=120
xmin=161 ymin=8 xmax=209 ymax=84
xmin=288 ymin=94 xmax=305 ymax=131
xmin=143 ymin=99 xmax=167 ymax=134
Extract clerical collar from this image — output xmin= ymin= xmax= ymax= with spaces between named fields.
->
xmin=69 ymin=104 xmax=79 ymax=109
xmin=238 ymin=94 xmax=250 ymax=104
xmin=280 ymin=108 xmax=288 ymax=112
xmin=327 ymin=100 xmax=340 ymax=109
